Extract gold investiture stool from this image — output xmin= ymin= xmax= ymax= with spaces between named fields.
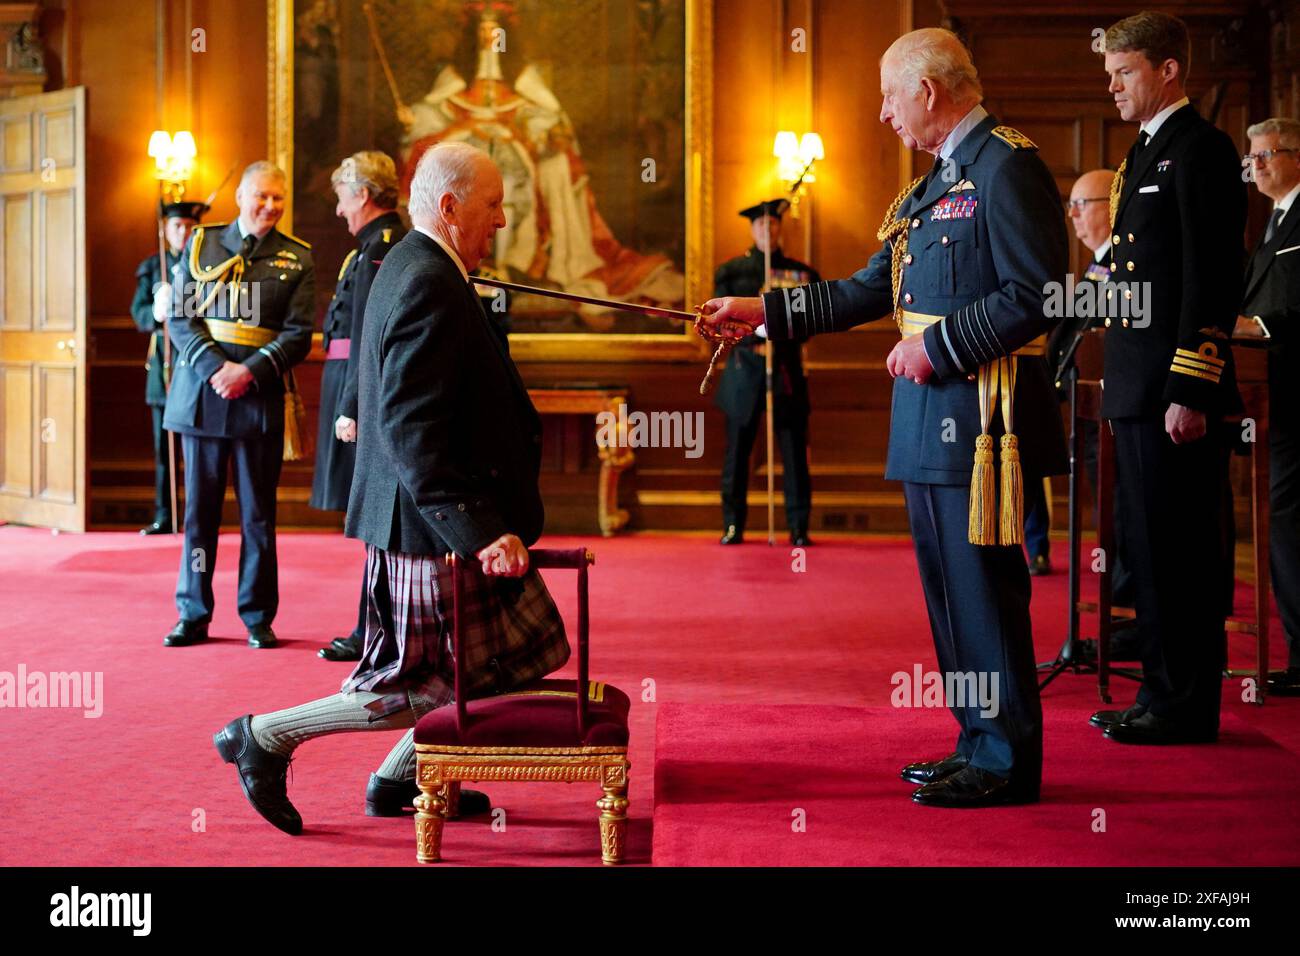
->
xmin=413 ymin=548 xmax=632 ymax=864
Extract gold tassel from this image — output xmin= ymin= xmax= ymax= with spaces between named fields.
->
xmin=968 ymin=433 xmax=998 ymax=545
xmin=282 ymin=373 xmax=307 ymax=462
xmin=998 ymin=433 xmax=1024 ymax=546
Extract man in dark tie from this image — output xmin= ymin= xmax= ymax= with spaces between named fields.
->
xmin=1090 ymin=12 xmax=1246 ymax=743
xmin=1237 ymin=117 xmax=1300 ymax=695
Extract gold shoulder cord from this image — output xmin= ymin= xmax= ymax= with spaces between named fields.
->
xmin=1109 ymin=159 xmax=1126 ymax=229
xmin=876 ymin=176 xmax=927 ymax=332
xmin=188 ymin=227 xmax=248 ymax=314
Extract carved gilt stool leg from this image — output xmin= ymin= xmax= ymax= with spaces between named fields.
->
xmin=596 ymin=783 xmax=629 ymax=865
xmin=445 ymin=781 xmax=462 ymax=819
xmin=414 ymin=787 xmax=447 ymax=863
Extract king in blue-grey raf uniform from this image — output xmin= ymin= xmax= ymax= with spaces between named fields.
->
xmin=703 ymin=28 xmax=1067 ymax=807
xmin=160 ymin=161 xmax=315 ymax=650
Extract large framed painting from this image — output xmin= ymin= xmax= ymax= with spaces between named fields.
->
xmin=268 ymin=0 xmax=713 ymax=362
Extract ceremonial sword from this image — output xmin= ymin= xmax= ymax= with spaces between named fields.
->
xmin=470 ymin=276 xmax=736 ymax=395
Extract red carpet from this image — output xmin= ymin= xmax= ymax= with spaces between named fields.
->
xmin=0 ymin=525 xmax=1296 ymax=866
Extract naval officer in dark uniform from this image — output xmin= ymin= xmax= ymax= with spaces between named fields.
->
xmin=1237 ymin=117 xmax=1300 ymax=695
xmin=703 ymin=28 xmax=1067 ymax=807
xmin=1089 ymin=13 xmax=1246 ymax=743
xmin=310 ymin=151 xmax=406 ymax=662
xmin=161 ymin=161 xmax=315 ymax=649
xmin=714 ymin=198 xmax=818 ymax=546
xmin=129 ymin=200 xmax=206 ymax=535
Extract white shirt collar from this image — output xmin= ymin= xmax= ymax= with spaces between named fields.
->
xmin=1274 ymin=182 xmax=1300 ymax=218
xmin=939 ymin=104 xmax=989 ymax=162
xmin=1140 ymin=96 xmax=1190 ymax=141
xmin=1094 ymin=242 xmax=1110 ymax=262
xmin=416 ymin=225 xmax=469 ymax=281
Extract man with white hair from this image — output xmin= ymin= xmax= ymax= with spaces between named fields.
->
xmin=214 ymin=143 xmax=569 ymax=833
xmin=701 ymin=28 xmax=1067 ymax=807
xmin=1238 ymin=117 xmax=1300 ymax=695
xmin=161 ymin=161 xmax=315 ymax=650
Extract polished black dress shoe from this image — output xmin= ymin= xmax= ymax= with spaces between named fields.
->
xmin=1104 ymin=711 xmax=1217 ymax=745
xmin=912 ymin=766 xmax=1038 ymax=808
xmin=900 ymin=752 xmax=968 ymax=785
xmin=1089 ymin=702 xmax=1146 ymax=729
xmin=1267 ymin=667 xmax=1300 ymax=696
xmin=163 ymin=619 xmax=208 ymax=647
xmin=213 ymin=715 xmax=302 ymax=835
xmin=365 ymin=774 xmax=491 ymax=818
xmin=1028 ymin=554 xmax=1052 ymax=576
xmin=789 ymin=528 xmax=813 ymax=547
xmin=319 ymin=634 xmax=362 ymax=661
xmin=247 ymin=624 xmax=278 ymax=649
xmin=139 ymin=520 xmax=172 ymax=535
xmin=719 ymin=525 xmax=743 ymax=545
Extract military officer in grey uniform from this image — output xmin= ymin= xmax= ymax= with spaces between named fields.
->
xmin=130 ymin=200 xmax=207 ymax=535
xmin=311 ymin=151 xmax=406 ymax=662
xmin=702 ymin=28 xmax=1067 ymax=807
xmin=1089 ymin=13 xmax=1246 ymax=743
xmin=161 ymin=161 xmax=316 ymax=649
xmin=714 ymin=198 xmax=819 ymax=546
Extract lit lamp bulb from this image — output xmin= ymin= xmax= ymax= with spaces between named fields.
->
xmin=148 ymin=130 xmax=172 ymax=176
xmin=773 ymin=130 xmax=802 ymax=184
xmin=798 ymin=132 xmax=824 ymax=183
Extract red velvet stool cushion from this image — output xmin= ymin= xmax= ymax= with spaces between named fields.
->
xmin=415 ymin=680 xmax=631 ymax=748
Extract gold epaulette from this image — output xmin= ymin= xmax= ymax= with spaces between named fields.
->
xmin=337 ymin=248 xmax=358 ymax=281
xmin=381 ymin=227 xmax=393 ymax=243
xmin=990 ymin=126 xmax=1037 ymax=150
xmin=280 ymin=230 xmax=311 ymax=250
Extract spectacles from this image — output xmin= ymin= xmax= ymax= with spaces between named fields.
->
xmin=1065 ymin=198 xmax=1108 ymax=211
xmin=1244 ymin=148 xmax=1299 ymax=164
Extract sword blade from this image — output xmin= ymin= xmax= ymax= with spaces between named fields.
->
xmin=472 ymin=276 xmax=698 ymax=322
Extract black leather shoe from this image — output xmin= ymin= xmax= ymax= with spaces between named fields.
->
xmin=213 ymin=715 xmax=302 ymax=835
xmin=163 ymin=619 xmax=208 ymax=647
xmin=719 ymin=524 xmax=743 ymax=545
xmin=319 ymin=634 xmax=362 ymax=661
xmin=900 ymin=752 xmax=968 ymax=785
xmin=1104 ymin=712 xmax=1217 ymax=745
xmin=1028 ymin=554 xmax=1051 ymax=576
xmin=365 ymin=775 xmax=491 ymax=818
xmin=1267 ymin=667 xmax=1300 ymax=696
xmin=139 ymin=520 xmax=172 ymax=535
xmin=789 ymin=528 xmax=813 ymax=547
xmin=1089 ymin=702 xmax=1146 ymax=729
xmin=247 ymin=624 xmax=278 ymax=649
xmin=912 ymin=766 xmax=1038 ymax=808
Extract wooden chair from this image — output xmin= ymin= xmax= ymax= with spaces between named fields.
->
xmin=412 ymin=548 xmax=632 ymax=864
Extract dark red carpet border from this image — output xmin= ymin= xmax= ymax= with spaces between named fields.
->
xmin=0 ymin=526 xmax=1295 ymax=866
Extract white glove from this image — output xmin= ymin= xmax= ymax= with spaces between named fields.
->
xmin=152 ymin=283 xmax=172 ymax=323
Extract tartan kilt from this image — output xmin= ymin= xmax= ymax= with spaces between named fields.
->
xmin=341 ymin=545 xmax=570 ymax=705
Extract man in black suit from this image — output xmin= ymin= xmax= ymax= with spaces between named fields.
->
xmin=713 ymin=199 xmax=819 ymax=546
xmin=1238 ymin=117 xmax=1300 ymax=695
xmin=213 ymin=143 xmax=569 ymax=834
xmin=160 ymin=162 xmax=316 ymax=650
xmin=1090 ymin=12 xmax=1247 ymax=744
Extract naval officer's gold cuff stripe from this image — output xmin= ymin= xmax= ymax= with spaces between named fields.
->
xmin=1170 ymin=362 xmax=1221 ymax=383
xmin=1174 ymin=347 xmax=1225 ymax=368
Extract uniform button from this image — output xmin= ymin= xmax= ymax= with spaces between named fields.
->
xmin=1112 ymin=234 xmax=1120 ymax=245
xmin=1106 ymin=289 xmax=1114 ymax=300
xmin=941 ymin=236 xmax=950 ymax=246
xmin=435 ymin=513 xmax=445 ymax=520
xmin=1109 ymin=262 xmax=1117 ymax=272
xmin=904 ymin=292 xmax=914 ymax=304
xmin=1122 ymin=318 xmax=1130 ymax=328
xmin=280 ymin=273 xmax=288 ymax=280
xmin=1127 ymin=233 xmax=1135 ymax=242
xmin=911 ymin=218 xmax=921 ymax=228
xmin=904 ymin=254 xmax=913 ymax=265
xmin=1105 ymin=318 xmax=1112 ymax=328
xmin=457 ymin=503 xmax=466 ymax=512
xmin=1126 ymin=261 xmax=1134 ymax=272
xmin=1124 ymin=289 xmax=1133 ymax=300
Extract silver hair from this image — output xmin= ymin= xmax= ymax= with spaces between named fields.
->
xmin=238 ymin=160 xmax=286 ymax=189
xmin=882 ymin=28 xmax=983 ymax=102
xmin=1247 ymin=117 xmax=1300 ymax=150
xmin=330 ymin=150 xmax=399 ymax=210
xmin=408 ymin=142 xmax=485 ymax=222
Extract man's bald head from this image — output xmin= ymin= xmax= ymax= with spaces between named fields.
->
xmin=1068 ymin=169 xmax=1115 ymax=251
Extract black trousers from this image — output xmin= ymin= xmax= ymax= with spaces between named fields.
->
xmin=720 ymin=413 xmax=811 ymax=532
xmin=150 ymin=405 xmax=175 ymax=524
xmin=1112 ymin=418 xmax=1228 ymax=730
xmin=175 ymin=431 xmax=283 ymax=628
xmin=1272 ymin=419 xmax=1300 ymax=668
xmin=903 ymin=482 xmax=1043 ymax=783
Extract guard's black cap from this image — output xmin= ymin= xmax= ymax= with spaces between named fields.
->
xmin=159 ymin=200 xmax=208 ymax=221
xmin=739 ymin=198 xmax=790 ymax=221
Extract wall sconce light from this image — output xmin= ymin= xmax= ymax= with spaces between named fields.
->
xmin=773 ymin=130 xmax=825 ymax=214
xmin=149 ymin=129 xmax=197 ymax=202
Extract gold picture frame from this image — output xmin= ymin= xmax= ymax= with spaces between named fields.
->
xmin=266 ymin=0 xmax=712 ymax=363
